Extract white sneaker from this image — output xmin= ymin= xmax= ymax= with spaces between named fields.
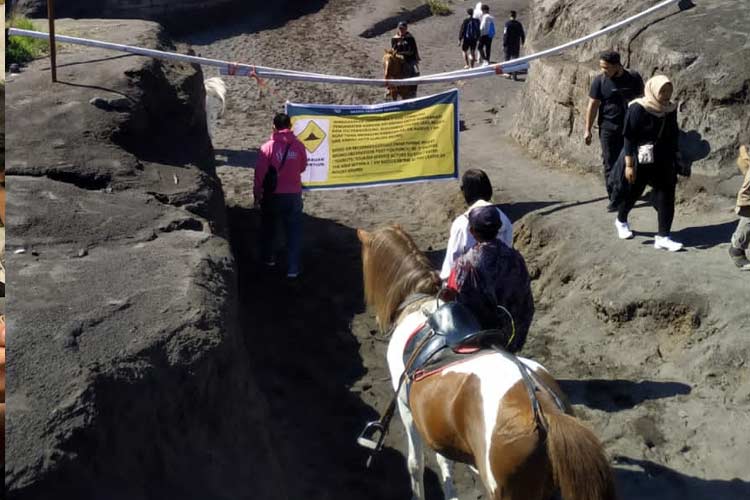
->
xmin=615 ymin=218 xmax=633 ymax=240
xmin=654 ymin=236 xmax=683 ymax=252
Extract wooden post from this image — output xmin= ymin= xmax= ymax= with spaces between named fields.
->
xmin=47 ymin=0 xmax=57 ymax=82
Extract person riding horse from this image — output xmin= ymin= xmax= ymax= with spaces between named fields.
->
xmin=391 ymin=21 xmax=421 ymax=78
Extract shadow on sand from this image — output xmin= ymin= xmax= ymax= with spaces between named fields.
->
xmin=614 ymin=456 xmax=750 ymax=499
xmin=213 ymin=148 xmax=258 ymax=168
xmin=226 ymin=205 xmax=429 ymax=499
xmin=558 ymin=378 xmax=691 ymax=412
xmin=170 ymin=0 xmax=328 ymax=44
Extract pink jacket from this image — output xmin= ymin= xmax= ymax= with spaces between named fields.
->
xmin=253 ymin=129 xmax=308 ymax=200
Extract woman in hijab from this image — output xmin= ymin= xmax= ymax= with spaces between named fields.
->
xmin=613 ymin=75 xmax=683 ymax=251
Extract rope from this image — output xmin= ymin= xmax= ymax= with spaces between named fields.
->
xmin=8 ymin=0 xmax=683 ymax=87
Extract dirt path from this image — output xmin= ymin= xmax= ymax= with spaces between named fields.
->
xmin=178 ymin=1 xmax=749 ymax=498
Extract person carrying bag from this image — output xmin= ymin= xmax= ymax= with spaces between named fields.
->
xmin=612 ymin=75 xmax=684 ymax=252
xmin=254 ymin=113 xmax=308 ymax=278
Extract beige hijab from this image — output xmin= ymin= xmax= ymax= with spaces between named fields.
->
xmin=630 ymin=75 xmax=677 ymax=117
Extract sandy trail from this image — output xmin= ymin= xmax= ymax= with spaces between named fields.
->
xmin=176 ymin=1 xmax=750 ymax=498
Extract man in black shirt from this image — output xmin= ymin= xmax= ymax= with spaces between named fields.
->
xmin=502 ymin=10 xmax=525 ymax=80
xmin=584 ymin=50 xmax=644 ymax=209
xmin=391 ymin=20 xmax=421 ymax=77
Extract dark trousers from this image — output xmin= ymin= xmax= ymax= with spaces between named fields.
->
xmin=617 ymin=166 xmax=676 ymax=237
xmin=260 ymin=193 xmax=303 ymax=274
xmin=478 ymin=35 xmax=493 ymax=62
xmin=599 ymin=128 xmax=624 ymax=199
xmin=503 ymin=45 xmax=520 ymax=61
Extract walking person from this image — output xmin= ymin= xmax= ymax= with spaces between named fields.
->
xmin=502 ymin=10 xmax=525 ymax=80
xmin=477 ymin=4 xmax=496 ymax=66
xmin=614 ymin=75 xmax=683 ymax=252
xmin=253 ymin=113 xmax=308 ymax=278
xmin=391 ymin=20 xmax=421 ymax=77
xmin=729 ymin=144 xmax=750 ymax=270
xmin=459 ymin=7 xmax=481 ymax=68
xmin=584 ymin=50 xmax=644 ymax=210
xmin=440 ymin=169 xmax=513 ymax=280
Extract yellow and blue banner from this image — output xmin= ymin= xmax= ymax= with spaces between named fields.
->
xmin=287 ymin=89 xmax=459 ymax=190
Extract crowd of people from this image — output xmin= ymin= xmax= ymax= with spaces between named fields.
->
xmin=458 ymin=3 xmax=526 ymax=73
xmin=249 ymin=25 xmax=748 ymax=347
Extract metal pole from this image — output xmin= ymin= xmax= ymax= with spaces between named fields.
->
xmin=47 ymin=0 xmax=57 ymax=82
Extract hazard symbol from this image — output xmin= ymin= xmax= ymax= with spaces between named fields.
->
xmin=299 ymin=121 xmax=326 ymax=153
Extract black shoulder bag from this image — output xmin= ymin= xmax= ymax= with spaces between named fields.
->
xmin=261 ymin=144 xmax=292 ymax=206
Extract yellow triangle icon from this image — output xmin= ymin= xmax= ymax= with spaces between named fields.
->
xmin=299 ymin=121 xmax=326 ymax=153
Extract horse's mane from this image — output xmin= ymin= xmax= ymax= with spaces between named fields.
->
xmin=362 ymin=225 xmax=440 ymax=331
xmin=383 ymin=49 xmax=404 ymax=80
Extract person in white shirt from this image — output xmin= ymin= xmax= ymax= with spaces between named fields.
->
xmin=477 ymin=4 xmax=496 ymax=66
xmin=440 ymin=169 xmax=513 ymax=280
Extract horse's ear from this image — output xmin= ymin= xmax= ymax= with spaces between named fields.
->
xmin=357 ymin=229 xmax=371 ymax=245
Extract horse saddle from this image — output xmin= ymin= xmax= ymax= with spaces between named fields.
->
xmin=403 ymin=302 xmax=510 ymax=383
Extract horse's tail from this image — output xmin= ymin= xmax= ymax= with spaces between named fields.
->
xmin=544 ymin=405 xmax=618 ymax=500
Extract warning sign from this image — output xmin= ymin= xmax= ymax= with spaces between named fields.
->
xmin=287 ymin=89 xmax=458 ymax=190
xmin=299 ymin=121 xmax=326 ymax=153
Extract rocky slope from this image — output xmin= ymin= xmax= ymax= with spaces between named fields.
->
xmin=4 ymin=19 xmax=283 ymax=500
xmin=513 ymin=0 xmax=750 ymax=198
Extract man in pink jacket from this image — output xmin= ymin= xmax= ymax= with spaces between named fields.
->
xmin=254 ymin=113 xmax=308 ymax=278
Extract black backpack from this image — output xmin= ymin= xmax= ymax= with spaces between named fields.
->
xmin=262 ymin=144 xmax=291 ymax=202
xmin=464 ymin=18 xmax=479 ymax=41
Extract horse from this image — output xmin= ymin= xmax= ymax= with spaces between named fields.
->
xmin=204 ymin=76 xmax=227 ymax=143
xmin=383 ymin=49 xmax=418 ymax=101
xmin=357 ymin=224 xmax=617 ymax=500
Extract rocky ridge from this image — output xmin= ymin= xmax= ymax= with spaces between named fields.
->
xmin=4 ymin=19 xmax=283 ymax=500
xmin=513 ymin=0 xmax=750 ymax=199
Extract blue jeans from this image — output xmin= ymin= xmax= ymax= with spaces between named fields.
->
xmin=260 ymin=193 xmax=303 ymax=275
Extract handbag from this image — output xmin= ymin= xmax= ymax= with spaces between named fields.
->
xmin=638 ymin=116 xmax=667 ymax=165
xmin=637 ymin=116 xmax=666 ymax=165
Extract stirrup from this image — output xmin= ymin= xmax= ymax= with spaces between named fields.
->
xmin=357 ymin=420 xmax=386 ymax=451
xmin=357 ymin=420 xmax=388 ymax=467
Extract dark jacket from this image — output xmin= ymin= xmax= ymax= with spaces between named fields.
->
xmin=503 ymin=19 xmax=525 ymax=48
xmin=391 ymin=32 xmax=420 ymax=64
xmin=447 ymin=240 xmax=534 ymax=352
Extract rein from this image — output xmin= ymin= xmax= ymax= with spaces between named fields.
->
xmin=489 ymin=346 xmax=567 ymax=436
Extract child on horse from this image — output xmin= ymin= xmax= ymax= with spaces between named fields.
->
xmin=444 ymin=205 xmax=534 ymax=352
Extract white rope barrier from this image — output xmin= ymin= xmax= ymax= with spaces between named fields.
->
xmin=8 ymin=0 xmax=683 ymax=86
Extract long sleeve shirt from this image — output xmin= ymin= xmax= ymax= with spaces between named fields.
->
xmin=440 ymin=199 xmax=513 ymax=279
xmin=253 ymin=129 xmax=308 ymax=201
xmin=622 ymin=103 xmax=678 ymax=166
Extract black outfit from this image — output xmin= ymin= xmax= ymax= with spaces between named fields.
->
xmin=589 ymin=70 xmax=644 ymax=199
xmin=391 ymin=33 xmax=421 ymax=76
xmin=459 ymin=17 xmax=480 ymax=52
xmin=478 ymin=35 xmax=493 ymax=63
xmin=615 ymin=103 xmax=679 ymax=237
xmin=502 ymin=19 xmax=525 ymax=61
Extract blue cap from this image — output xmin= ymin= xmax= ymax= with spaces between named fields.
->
xmin=469 ymin=206 xmax=501 ymax=234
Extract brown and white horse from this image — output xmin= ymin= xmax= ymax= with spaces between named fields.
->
xmin=357 ymin=225 xmax=617 ymax=500
xmin=383 ymin=49 xmax=418 ymax=101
